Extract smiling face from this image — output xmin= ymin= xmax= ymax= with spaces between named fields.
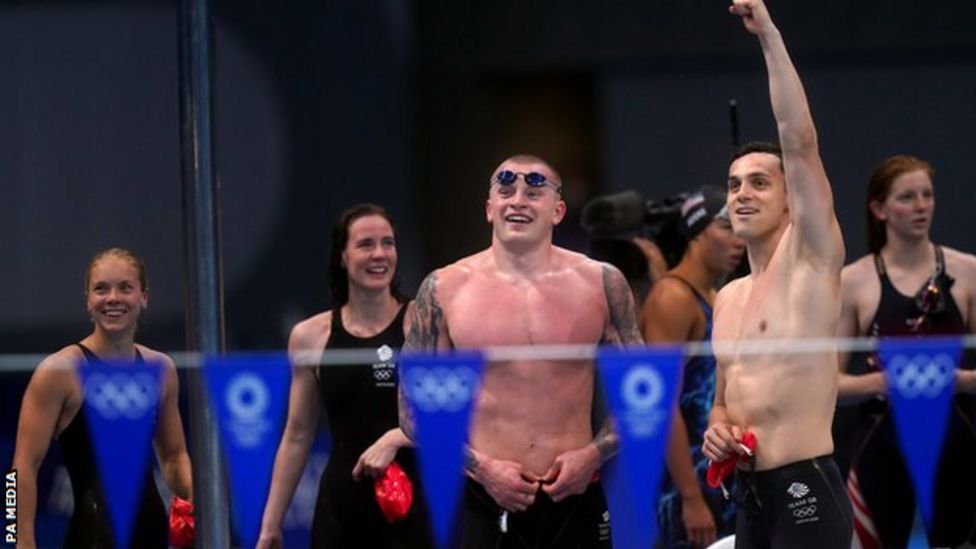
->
xmin=726 ymin=152 xmax=789 ymax=243
xmin=871 ymin=169 xmax=935 ymax=245
xmin=341 ymin=214 xmax=397 ymax=294
xmin=485 ymin=157 xmax=566 ymax=250
xmin=86 ymin=254 xmax=148 ymax=337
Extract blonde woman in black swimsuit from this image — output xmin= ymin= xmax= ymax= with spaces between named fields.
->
xmin=13 ymin=247 xmax=192 ymax=548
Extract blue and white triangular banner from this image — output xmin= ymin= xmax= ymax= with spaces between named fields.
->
xmin=596 ymin=347 xmax=683 ymax=549
xmin=204 ymin=354 xmax=291 ymax=549
xmin=78 ymin=358 xmax=163 ymax=549
xmin=877 ymin=336 xmax=961 ymax=530
xmin=400 ymin=351 xmax=484 ymax=549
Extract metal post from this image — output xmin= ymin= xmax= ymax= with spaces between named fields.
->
xmin=177 ymin=0 xmax=230 ymax=546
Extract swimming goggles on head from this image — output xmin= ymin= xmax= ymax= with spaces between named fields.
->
xmin=494 ymin=170 xmax=562 ymax=192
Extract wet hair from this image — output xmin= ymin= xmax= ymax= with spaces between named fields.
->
xmin=730 ymin=141 xmax=784 ymax=173
xmin=866 ymin=155 xmax=935 ymax=254
xmin=329 ymin=203 xmax=405 ymax=308
xmin=85 ymin=247 xmax=148 ymax=294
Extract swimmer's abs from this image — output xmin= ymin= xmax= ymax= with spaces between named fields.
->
xmin=469 ymin=420 xmax=593 ymax=475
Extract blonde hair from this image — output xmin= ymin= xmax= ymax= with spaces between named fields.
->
xmin=85 ymin=247 xmax=148 ymax=293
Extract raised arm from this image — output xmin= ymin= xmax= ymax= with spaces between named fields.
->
xmin=258 ymin=321 xmax=325 ymax=549
xmin=11 ymin=358 xmax=71 ymax=549
xmin=152 ymin=355 xmax=193 ymax=500
xmin=732 ymin=0 xmax=842 ymax=264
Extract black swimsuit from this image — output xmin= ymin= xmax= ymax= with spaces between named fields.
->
xmin=733 ymin=456 xmax=853 ymax=549
xmin=59 ymin=343 xmax=167 ymax=548
xmin=310 ymin=303 xmax=432 ymax=548
xmin=851 ymin=247 xmax=976 ymax=547
xmin=460 ymin=479 xmax=611 ymax=549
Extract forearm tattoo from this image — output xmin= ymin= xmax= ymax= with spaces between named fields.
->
xmin=593 ymin=419 xmax=620 ymax=463
xmin=404 ymin=272 xmax=445 ymax=352
xmin=463 ymin=445 xmax=479 ymax=475
xmin=398 ymin=384 xmax=416 ymax=442
xmin=602 ymin=264 xmax=643 ymax=346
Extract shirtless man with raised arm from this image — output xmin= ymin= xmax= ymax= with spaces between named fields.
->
xmin=701 ymin=1 xmax=852 ymax=546
xmin=402 ymin=154 xmax=642 ymax=548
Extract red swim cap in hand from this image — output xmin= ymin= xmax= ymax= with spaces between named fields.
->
xmin=706 ymin=431 xmax=757 ymax=489
xmin=169 ymin=496 xmax=195 ymax=548
xmin=375 ymin=461 xmax=414 ymax=523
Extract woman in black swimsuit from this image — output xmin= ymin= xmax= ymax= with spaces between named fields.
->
xmin=259 ymin=203 xmax=431 ymax=548
xmin=13 ymin=247 xmax=193 ymax=548
xmin=837 ymin=155 xmax=976 ymax=547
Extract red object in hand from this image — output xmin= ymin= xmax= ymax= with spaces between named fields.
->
xmin=375 ymin=461 xmax=414 ymax=523
xmin=706 ymin=431 xmax=758 ymax=489
xmin=169 ymin=496 xmax=195 ymax=548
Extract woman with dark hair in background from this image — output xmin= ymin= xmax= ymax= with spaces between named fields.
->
xmin=259 ymin=204 xmax=431 ymax=548
xmin=837 ymin=155 xmax=976 ymax=547
xmin=13 ymin=247 xmax=193 ymax=548
xmin=643 ymin=186 xmax=744 ymax=548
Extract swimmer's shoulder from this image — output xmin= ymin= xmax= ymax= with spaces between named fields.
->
xmin=555 ymin=246 xmax=614 ymax=278
xmin=134 ymin=344 xmax=177 ymax=371
xmin=28 ymin=345 xmax=85 ymax=400
xmin=942 ymin=245 xmax=976 ymax=278
xmin=36 ymin=344 xmax=84 ymax=375
xmin=644 ymin=274 xmax=702 ymax=311
xmin=714 ymin=275 xmax=749 ymax=313
xmin=840 ymin=254 xmax=877 ymax=295
xmin=842 ymin=253 xmax=875 ymax=277
xmin=433 ymin=251 xmax=488 ymax=287
xmin=289 ymin=310 xmax=334 ymax=350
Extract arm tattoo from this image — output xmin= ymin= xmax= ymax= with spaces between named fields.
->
xmin=593 ymin=419 xmax=619 ymax=463
xmin=398 ymin=383 xmax=416 ymax=442
xmin=400 ymin=271 xmax=447 ymax=442
xmin=602 ymin=264 xmax=643 ymax=346
xmin=463 ymin=445 xmax=479 ymax=475
xmin=404 ymin=272 xmax=445 ymax=352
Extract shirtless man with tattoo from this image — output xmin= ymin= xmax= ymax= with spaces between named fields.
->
xmin=701 ymin=1 xmax=852 ymax=546
xmin=402 ymin=154 xmax=642 ymax=548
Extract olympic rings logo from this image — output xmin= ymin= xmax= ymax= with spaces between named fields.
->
xmin=374 ymin=368 xmax=394 ymax=382
xmin=404 ymin=365 xmax=478 ymax=413
xmin=792 ymin=505 xmax=817 ymax=519
xmin=888 ymin=353 xmax=955 ymax=399
xmin=225 ymin=373 xmax=269 ymax=422
xmin=85 ymin=372 xmax=158 ymax=420
xmin=621 ymin=365 xmax=664 ymax=412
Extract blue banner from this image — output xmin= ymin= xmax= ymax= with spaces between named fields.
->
xmin=877 ymin=337 xmax=961 ymax=530
xmin=400 ymin=351 xmax=484 ymax=549
xmin=204 ymin=354 xmax=291 ymax=549
xmin=78 ymin=358 xmax=163 ymax=549
xmin=596 ymin=347 xmax=683 ymax=549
